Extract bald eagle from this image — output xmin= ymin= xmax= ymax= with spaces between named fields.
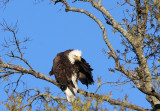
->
xmin=49 ymin=49 xmax=94 ymax=102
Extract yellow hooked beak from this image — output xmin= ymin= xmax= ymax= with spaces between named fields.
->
xmin=76 ymin=56 xmax=81 ymax=61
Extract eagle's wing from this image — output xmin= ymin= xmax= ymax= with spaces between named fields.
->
xmin=77 ymin=58 xmax=94 ymax=87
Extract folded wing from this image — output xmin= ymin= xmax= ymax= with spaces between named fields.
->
xmin=76 ymin=58 xmax=94 ymax=87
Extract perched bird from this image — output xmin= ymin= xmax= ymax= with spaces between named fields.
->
xmin=49 ymin=49 xmax=94 ymax=102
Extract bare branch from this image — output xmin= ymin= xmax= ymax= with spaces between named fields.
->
xmin=0 ymin=0 xmax=10 ymax=7
xmin=0 ymin=71 xmax=21 ymax=78
xmin=94 ymin=80 xmax=131 ymax=94
xmin=0 ymin=58 xmax=151 ymax=110
xmin=90 ymin=1 xmax=135 ymax=46
xmin=0 ymin=62 xmax=59 ymax=86
xmin=9 ymin=55 xmax=33 ymax=70
xmin=78 ymin=89 xmax=151 ymax=111
xmin=20 ymin=88 xmax=41 ymax=96
xmin=126 ymin=0 xmax=136 ymax=7
xmin=1 ymin=22 xmax=23 ymax=57
xmin=97 ymin=0 xmax=101 ymax=6
xmin=13 ymin=73 xmax=23 ymax=93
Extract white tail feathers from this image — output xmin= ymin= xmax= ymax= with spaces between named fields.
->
xmin=64 ymin=87 xmax=76 ymax=102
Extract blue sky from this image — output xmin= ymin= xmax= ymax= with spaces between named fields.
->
xmin=0 ymin=0 xmax=151 ymax=110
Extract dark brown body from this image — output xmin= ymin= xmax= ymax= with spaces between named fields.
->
xmin=49 ymin=50 xmax=94 ymax=91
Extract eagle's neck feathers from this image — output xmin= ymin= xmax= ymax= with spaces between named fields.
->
xmin=68 ymin=55 xmax=75 ymax=64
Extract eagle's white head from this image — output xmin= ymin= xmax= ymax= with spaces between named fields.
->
xmin=68 ymin=50 xmax=82 ymax=64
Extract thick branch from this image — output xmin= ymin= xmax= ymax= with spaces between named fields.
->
xmin=67 ymin=8 xmax=116 ymax=56
xmin=0 ymin=60 xmax=151 ymax=110
xmin=0 ymin=62 xmax=58 ymax=86
xmin=78 ymin=89 xmax=151 ymax=111
xmin=90 ymin=1 xmax=135 ymax=46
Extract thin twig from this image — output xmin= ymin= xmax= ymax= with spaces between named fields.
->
xmin=94 ymin=80 xmax=131 ymax=94
xmin=13 ymin=73 xmax=23 ymax=93
xmin=9 ymin=55 xmax=33 ymax=70
xmin=21 ymin=93 xmax=66 ymax=109
xmin=0 ymin=71 xmax=21 ymax=78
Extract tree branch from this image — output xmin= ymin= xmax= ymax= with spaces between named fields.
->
xmin=9 ymin=55 xmax=33 ymax=70
xmin=97 ymin=0 xmax=101 ymax=6
xmin=0 ymin=60 xmax=151 ymax=110
xmin=58 ymin=0 xmax=121 ymax=70
xmin=13 ymin=73 xmax=23 ymax=93
xmin=78 ymin=89 xmax=151 ymax=111
xmin=90 ymin=1 xmax=135 ymax=46
xmin=0 ymin=62 xmax=59 ymax=86
xmin=0 ymin=71 xmax=21 ymax=78
xmin=126 ymin=0 xmax=136 ymax=7
xmin=57 ymin=1 xmax=141 ymax=87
